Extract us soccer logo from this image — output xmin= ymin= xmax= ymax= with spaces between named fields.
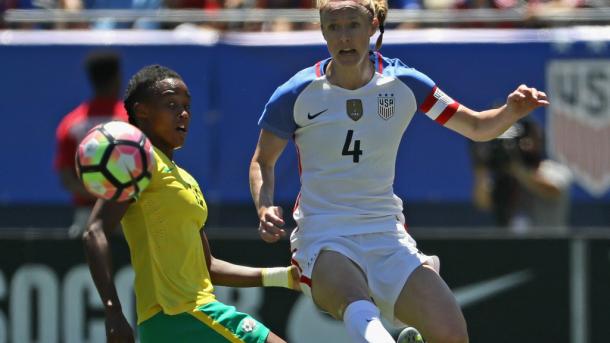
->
xmin=346 ymin=99 xmax=363 ymax=121
xmin=546 ymin=60 xmax=610 ymax=196
xmin=377 ymin=93 xmax=395 ymax=120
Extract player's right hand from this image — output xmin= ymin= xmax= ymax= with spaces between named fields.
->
xmin=506 ymin=84 xmax=549 ymax=119
xmin=105 ymin=310 xmax=135 ymax=343
xmin=258 ymin=206 xmax=286 ymax=243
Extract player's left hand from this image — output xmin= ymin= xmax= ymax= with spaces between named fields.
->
xmin=506 ymin=84 xmax=549 ymax=119
xmin=258 ymin=206 xmax=286 ymax=243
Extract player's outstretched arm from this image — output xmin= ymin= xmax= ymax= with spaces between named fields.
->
xmin=249 ymin=129 xmax=289 ymax=243
xmin=444 ymin=84 xmax=549 ymax=142
xmin=82 ymin=199 xmax=134 ymax=343
xmin=200 ymin=230 xmax=299 ymax=290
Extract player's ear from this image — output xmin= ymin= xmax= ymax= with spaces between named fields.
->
xmin=370 ymin=17 xmax=379 ymax=37
xmin=133 ymin=102 xmax=148 ymax=122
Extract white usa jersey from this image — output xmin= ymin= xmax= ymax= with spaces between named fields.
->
xmin=259 ymin=51 xmax=460 ymax=237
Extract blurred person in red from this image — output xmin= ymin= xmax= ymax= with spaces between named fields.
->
xmin=54 ymin=51 xmax=127 ymax=238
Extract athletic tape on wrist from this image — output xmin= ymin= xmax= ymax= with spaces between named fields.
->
xmin=261 ymin=267 xmax=292 ymax=288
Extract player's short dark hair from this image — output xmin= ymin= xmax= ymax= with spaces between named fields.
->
xmin=123 ymin=65 xmax=183 ymax=126
xmin=85 ymin=51 xmax=121 ymax=91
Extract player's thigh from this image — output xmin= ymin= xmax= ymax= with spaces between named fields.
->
xmin=311 ymin=250 xmax=371 ymax=319
xmin=394 ymin=265 xmax=468 ymax=343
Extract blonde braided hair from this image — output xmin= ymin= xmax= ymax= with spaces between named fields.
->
xmin=317 ymin=0 xmax=388 ymax=50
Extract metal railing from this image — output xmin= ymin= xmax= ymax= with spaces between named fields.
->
xmin=4 ymin=8 xmax=610 ymax=26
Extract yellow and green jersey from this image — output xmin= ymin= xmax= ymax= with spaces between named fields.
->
xmin=122 ymin=146 xmax=215 ymax=324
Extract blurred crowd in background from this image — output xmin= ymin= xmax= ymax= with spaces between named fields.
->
xmin=2 ymin=0 xmax=610 ymax=31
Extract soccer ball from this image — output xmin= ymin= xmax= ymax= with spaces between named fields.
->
xmin=397 ymin=327 xmax=425 ymax=343
xmin=75 ymin=121 xmax=155 ymax=202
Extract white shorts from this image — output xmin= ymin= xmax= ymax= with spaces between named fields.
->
xmin=290 ymin=223 xmax=432 ymax=326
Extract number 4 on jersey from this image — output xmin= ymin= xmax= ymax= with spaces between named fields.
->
xmin=342 ymin=130 xmax=363 ymax=163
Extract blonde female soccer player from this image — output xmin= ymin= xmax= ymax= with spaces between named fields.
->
xmin=84 ymin=65 xmax=298 ymax=343
xmin=249 ymin=0 xmax=549 ymax=342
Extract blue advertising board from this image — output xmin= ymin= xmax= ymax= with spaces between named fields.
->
xmin=0 ymin=28 xmax=608 ymax=205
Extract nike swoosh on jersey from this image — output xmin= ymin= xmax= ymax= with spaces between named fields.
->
xmin=307 ymin=109 xmax=328 ymax=120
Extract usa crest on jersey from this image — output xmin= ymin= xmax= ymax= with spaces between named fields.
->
xmin=346 ymin=99 xmax=363 ymax=121
xmin=378 ymin=93 xmax=395 ymax=120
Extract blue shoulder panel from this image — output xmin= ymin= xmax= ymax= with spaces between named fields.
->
xmin=258 ymin=66 xmax=318 ymax=139
xmin=381 ymin=56 xmax=436 ymax=107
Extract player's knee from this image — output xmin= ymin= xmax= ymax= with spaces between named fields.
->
xmin=311 ymin=282 xmax=370 ymax=319
xmin=81 ymin=225 xmax=95 ymax=241
xmin=264 ymin=331 xmax=286 ymax=343
xmin=312 ymin=293 xmax=369 ymax=320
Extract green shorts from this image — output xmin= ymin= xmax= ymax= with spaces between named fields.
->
xmin=138 ymin=302 xmax=270 ymax=343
